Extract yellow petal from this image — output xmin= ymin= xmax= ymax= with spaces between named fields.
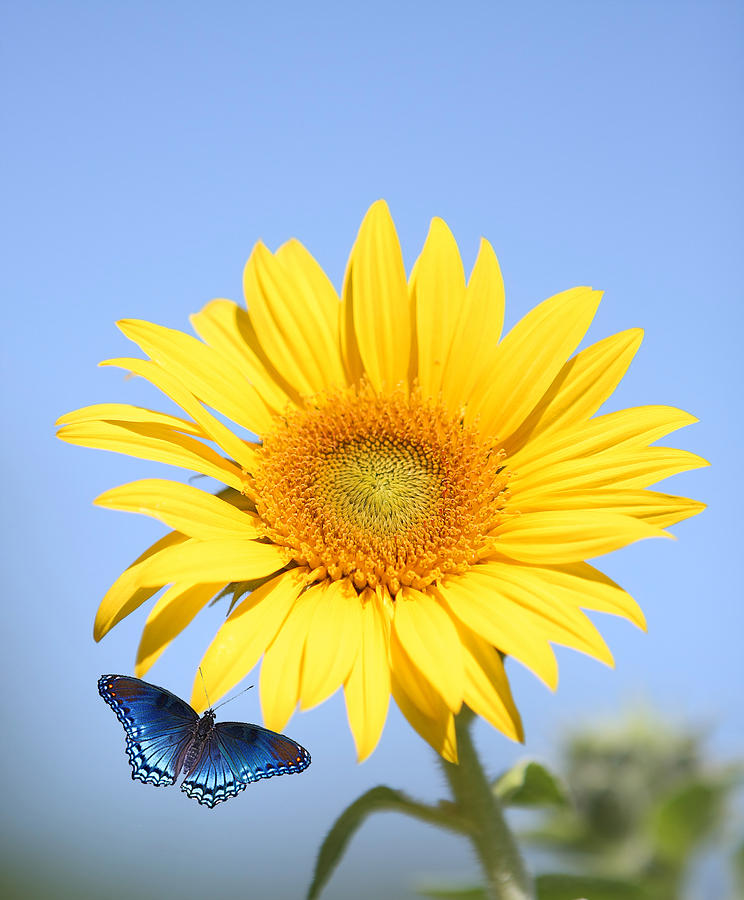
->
xmin=441 ymin=238 xmax=505 ymax=413
xmin=300 ymin=578 xmax=362 ymax=710
xmin=56 ymin=403 xmax=204 ymax=436
xmin=192 ymin=568 xmax=306 ymax=711
xmin=467 ymin=287 xmax=602 ymax=441
xmin=275 ymin=238 xmax=347 ymax=387
xmin=260 ymin=582 xmax=327 ymax=731
xmin=435 ymin=580 xmax=558 ymax=689
xmin=392 ymin=587 xmax=464 ymax=713
xmin=452 ymin=619 xmax=523 ymax=742
xmin=470 ymin=564 xmax=614 ymax=666
xmin=513 ymin=447 xmax=709 ymax=497
xmin=117 ymin=319 xmax=274 ymax=435
xmin=338 ymin=254 xmax=364 ymax=385
xmin=134 ymin=537 xmax=288 ymax=586
xmin=608 ymin=448 xmax=710 ymax=489
xmin=190 ymin=299 xmax=294 ymax=412
xmin=94 ymin=478 xmax=263 ymax=540
xmin=507 ymin=561 xmax=646 ymax=630
xmin=515 ymin=487 xmax=706 ymax=528
xmin=94 ymin=531 xmax=188 ymax=641
xmin=391 ymin=670 xmax=457 ymax=763
xmin=412 ymin=218 xmax=466 ymax=400
xmin=57 ymin=418 xmax=246 ymax=491
xmin=135 ymin=582 xmax=220 ymax=677
xmin=244 ymin=242 xmax=345 ymax=396
xmin=504 ymin=329 xmax=643 ymax=455
xmin=511 ymin=405 xmax=699 ymax=473
xmin=101 ymin=356 xmax=259 ymax=474
xmin=344 ymin=589 xmax=391 ymax=762
xmin=390 ymin=624 xmax=443 ymax=720
xmin=96 ymin=538 xmax=284 ymax=642
xmin=350 ymin=200 xmax=411 ymax=391
xmin=493 ymin=511 xmax=668 ymax=564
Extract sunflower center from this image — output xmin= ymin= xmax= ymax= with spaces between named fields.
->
xmin=318 ymin=438 xmax=440 ymax=536
xmin=250 ymin=386 xmax=510 ymax=595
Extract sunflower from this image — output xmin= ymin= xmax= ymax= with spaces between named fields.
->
xmin=57 ymin=201 xmax=706 ymax=762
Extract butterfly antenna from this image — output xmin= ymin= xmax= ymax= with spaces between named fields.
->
xmin=198 ymin=667 xmax=212 ymax=709
xmin=213 ymin=684 xmax=254 ymax=712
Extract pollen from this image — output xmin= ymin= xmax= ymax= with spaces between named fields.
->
xmin=250 ymin=385 xmax=511 ymax=595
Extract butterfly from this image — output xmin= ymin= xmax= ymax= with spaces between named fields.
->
xmin=98 ymin=675 xmax=311 ymax=808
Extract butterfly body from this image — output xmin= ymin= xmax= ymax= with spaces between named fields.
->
xmin=180 ymin=709 xmax=217 ymax=776
xmin=98 ymin=675 xmax=311 ymax=807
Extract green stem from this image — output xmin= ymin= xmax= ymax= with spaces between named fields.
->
xmin=439 ymin=707 xmax=534 ymax=900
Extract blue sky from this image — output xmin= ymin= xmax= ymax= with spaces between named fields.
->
xmin=2 ymin=2 xmax=742 ymax=898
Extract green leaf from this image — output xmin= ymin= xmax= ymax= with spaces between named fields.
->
xmin=416 ymin=885 xmax=488 ymax=899
xmin=650 ymin=778 xmax=728 ymax=863
xmin=536 ymin=873 xmax=643 ymax=900
xmin=494 ymin=760 xmax=570 ymax=808
xmin=307 ymin=786 xmax=469 ymax=900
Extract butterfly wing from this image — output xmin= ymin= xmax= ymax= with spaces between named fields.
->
xmin=179 ymin=731 xmax=251 ymax=808
xmin=98 ymin=675 xmax=198 ymax=787
xmin=180 ymin=722 xmax=311 ymax=808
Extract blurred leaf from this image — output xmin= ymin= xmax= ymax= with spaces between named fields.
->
xmin=734 ymin=840 xmax=744 ymax=895
xmin=494 ymin=760 xmax=570 ymax=808
xmin=307 ymin=786 xmax=470 ymax=900
xmin=308 ymin=786 xmax=399 ymax=899
xmin=520 ymin=818 xmax=590 ymax=852
xmin=536 ymin=873 xmax=644 ymax=900
xmin=650 ymin=778 xmax=728 ymax=863
xmin=416 ymin=884 xmax=487 ymax=899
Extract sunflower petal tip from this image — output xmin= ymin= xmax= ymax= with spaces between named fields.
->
xmin=244 ymin=242 xmax=269 ymax=276
xmin=355 ymin=744 xmax=375 ymax=764
xmin=428 ymin=215 xmax=448 ymax=233
xmin=116 ymin=318 xmax=146 ymax=337
xmin=363 ymin=199 xmax=393 ymax=224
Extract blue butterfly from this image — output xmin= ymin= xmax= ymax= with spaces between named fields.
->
xmin=98 ymin=675 xmax=311 ymax=808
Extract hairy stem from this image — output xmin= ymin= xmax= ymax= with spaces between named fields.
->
xmin=439 ymin=708 xmax=534 ymax=900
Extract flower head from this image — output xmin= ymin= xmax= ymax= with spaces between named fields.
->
xmin=57 ymin=201 xmax=706 ymax=762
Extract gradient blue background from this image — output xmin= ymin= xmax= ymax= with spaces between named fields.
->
xmin=3 ymin=2 xmax=741 ymax=898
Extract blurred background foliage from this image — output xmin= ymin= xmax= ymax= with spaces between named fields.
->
xmin=515 ymin=713 xmax=743 ymax=900
xmin=312 ymin=711 xmax=743 ymax=900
